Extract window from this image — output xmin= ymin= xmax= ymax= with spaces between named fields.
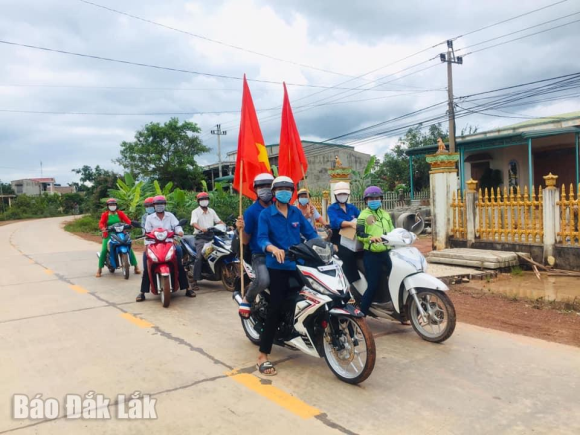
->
xmin=508 ymin=160 xmax=518 ymax=188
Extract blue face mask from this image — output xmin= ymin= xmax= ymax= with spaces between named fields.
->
xmin=298 ymin=197 xmax=309 ymax=206
xmin=368 ymin=200 xmax=381 ymax=211
xmin=146 ymin=206 xmax=155 ymax=214
xmin=275 ymin=190 xmax=292 ymax=204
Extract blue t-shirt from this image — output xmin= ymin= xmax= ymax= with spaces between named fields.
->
xmin=258 ymin=204 xmax=319 ymax=270
xmin=243 ymin=200 xmax=266 ymax=255
xmin=328 ymin=202 xmax=360 ymax=230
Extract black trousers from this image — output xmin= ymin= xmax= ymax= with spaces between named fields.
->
xmin=337 ymin=245 xmax=361 ymax=285
xmin=259 ymin=268 xmax=297 ymax=355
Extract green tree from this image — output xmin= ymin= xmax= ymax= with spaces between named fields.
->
xmin=71 ymin=165 xmax=120 ymax=213
xmin=115 ymin=118 xmax=210 ymax=190
xmin=350 ymin=156 xmax=377 ymax=197
xmin=375 ymin=124 xmax=449 ymax=192
xmin=0 ymin=182 xmax=15 ymax=195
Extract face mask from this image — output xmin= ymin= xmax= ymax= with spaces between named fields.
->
xmin=155 ymin=204 xmax=166 ymax=213
xmin=368 ymin=200 xmax=381 ymax=211
xmin=298 ymin=197 xmax=309 ymax=206
xmin=257 ymin=188 xmax=273 ymax=203
xmin=275 ymin=190 xmax=292 ymax=204
xmin=336 ymin=194 xmax=349 ymax=204
xmin=199 ymin=200 xmax=209 ymax=208
xmin=108 ymin=205 xmax=117 ymax=212
xmin=146 ymin=206 xmax=155 ymax=214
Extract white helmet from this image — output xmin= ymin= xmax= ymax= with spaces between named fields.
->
xmin=253 ymin=173 xmax=274 ymax=189
xmin=272 ymin=176 xmax=295 ymax=191
xmin=334 ymin=182 xmax=350 ymax=195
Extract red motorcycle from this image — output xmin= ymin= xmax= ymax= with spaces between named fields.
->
xmin=145 ymin=227 xmax=181 ymax=308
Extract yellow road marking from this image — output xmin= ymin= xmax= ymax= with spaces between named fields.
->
xmin=43 ymin=269 xmax=54 ymax=275
xmin=120 ymin=313 xmax=154 ymax=328
xmin=69 ymin=284 xmax=88 ymax=294
xmin=226 ymin=370 xmax=320 ymax=419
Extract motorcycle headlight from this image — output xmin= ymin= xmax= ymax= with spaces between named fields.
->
xmin=307 ymin=277 xmax=332 ymax=295
xmin=147 ymin=249 xmax=158 ymax=262
xmin=165 ymin=245 xmax=175 ymax=261
xmin=113 ymin=225 xmax=125 ymax=233
xmin=312 ymin=243 xmax=332 ymax=264
xmin=154 ymin=230 xmax=168 ymax=241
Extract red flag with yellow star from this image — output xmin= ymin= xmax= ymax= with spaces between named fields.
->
xmin=278 ymin=82 xmax=307 ymax=201
xmin=234 ymin=75 xmax=271 ymax=200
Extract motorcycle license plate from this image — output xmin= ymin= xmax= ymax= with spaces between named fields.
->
xmin=318 ymin=264 xmax=337 ymax=272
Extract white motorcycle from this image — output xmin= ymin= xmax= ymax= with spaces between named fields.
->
xmin=234 ymin=238 xmax=376 ymax=384
xmin=350 ymin=223 xmax=456 ymax=343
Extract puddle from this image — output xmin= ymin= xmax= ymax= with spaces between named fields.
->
xmin=484 ymin=273 xmax=580 ymax=302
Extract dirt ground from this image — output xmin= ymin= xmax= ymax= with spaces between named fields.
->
xmin=450 ymin=282 xmax=580 ymax=348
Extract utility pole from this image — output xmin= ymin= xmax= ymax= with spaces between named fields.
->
xmin=210 ymin=124 xmax=227 ymax=178
xmin=439 ymin=40 xmax=463 ymax=153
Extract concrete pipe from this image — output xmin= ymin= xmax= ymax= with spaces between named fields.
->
xmin=396 ymin=212 xmax=425 ymax=234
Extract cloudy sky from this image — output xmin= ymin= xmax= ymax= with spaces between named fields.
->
xmin=1 ymin=0 xmax=579 ymax=185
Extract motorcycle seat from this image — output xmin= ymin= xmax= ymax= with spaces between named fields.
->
xmin=181 ymin=235 xmax=197 ymax=251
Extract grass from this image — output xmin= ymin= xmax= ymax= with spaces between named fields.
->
xmin=64 ymin=215 xmax=100 ymax=235
xmin=510 ymin=266 xmax=524 ymax=277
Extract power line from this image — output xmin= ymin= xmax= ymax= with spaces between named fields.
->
xmin=462 ymin=18 xmax=580 ymax=56
xmin=456 ymin=11 xmax=580 ymax=52
xmin=451 ymin=0 xmax=570 ymax=39
xmin=0 ymin=39 xmax=383 ymax=90
xmin=77 ymin=0 xmax=368 ymax=80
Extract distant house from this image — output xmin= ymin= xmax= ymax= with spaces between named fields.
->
xmin=407 ymin=111 xmax=580 ymax=193
xmin=203 ymin=140 xmax=372 ymax=191
xmin=10 ymin=178 xmax=75 ymax=196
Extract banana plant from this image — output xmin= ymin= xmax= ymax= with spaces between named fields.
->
xmin=107 ymin=173 xmax=144 ymax=217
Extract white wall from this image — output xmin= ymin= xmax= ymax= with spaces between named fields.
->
xmin=463 ymin=144 xmax=530 ymax=191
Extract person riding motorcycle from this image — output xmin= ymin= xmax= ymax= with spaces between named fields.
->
xmin=190 ymin=192 xmax=225 ymax=292
xmin=137 ymin=195 xmax=194 ymax=302
xmin=327 ymin=182 xmax=361 ymax=285
xmin=295 ymin=188 xmax=329 ymax=229
xmin=356 ymin=186 xmax=394 ymax=315
xmin=234 ymin=173 xmax=274 ymax=319
xmin=256 ymin=176 xmax=319 ymax=376
xmin=140 ymin=197 xmax=155 ymax=234
xmin=96 ymin=198 xmax=140 ymax=277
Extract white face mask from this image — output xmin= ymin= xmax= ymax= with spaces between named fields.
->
xmin=108 ymin=205 xmax=117 ymax=212
xmin=336 ymin=194 xmax=349 ymax=204
xmin=199 ymin=200 xmax=209 ymax=208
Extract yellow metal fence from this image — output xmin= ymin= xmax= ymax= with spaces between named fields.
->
xmin=557 ymin=184 xmax=580 ymax=246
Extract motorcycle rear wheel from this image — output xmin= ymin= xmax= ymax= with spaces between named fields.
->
xmin=122 ymin=254 xmax=130 ymax=280
xmin=321 ymin=316 xmax=376 ymax=385
xmin=407 ymin=289 xmax=456 ymax=343
xmin=160 ymin=275 xmax=171 ymax=308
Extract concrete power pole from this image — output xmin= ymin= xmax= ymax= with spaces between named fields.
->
xmin=210 ymin=124 xmax=227 ymax=178
xmin=439 ymin=40 xmax=463 ymax=153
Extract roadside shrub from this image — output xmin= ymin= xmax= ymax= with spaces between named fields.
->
xmin=64 ymin=215 xmax=100 ymax=235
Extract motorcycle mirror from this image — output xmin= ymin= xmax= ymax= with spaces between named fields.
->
xmin=131 ymin=220 xmax=142 ymax=228
xmin=356 ymin=224 xmax=368 ymax=238
xmin=178 ymin=219 xmax=188 ymax=227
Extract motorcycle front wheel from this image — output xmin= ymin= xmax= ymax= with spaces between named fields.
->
xmin=407 ymin=289 xmax=456 ymax=343
xmin=160 ymin=275 xmax=171 ymax=308
xmin=122 ymin=253 xmax=130 ymax=280
xmin=321 ymin=316 xmax=376 ymax=385
xmin=220 ymin=262 xmax=238 ymax=292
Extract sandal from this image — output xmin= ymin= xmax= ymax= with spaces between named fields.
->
xmin=256 ymin=361 xmax=277 ymax=376
xmin=134 ymin=267 xmax=141 ymax=275
xmin=239 ymin=302 xmax=251 ymax=319
xmin=95 ymin=269 xmax=102 ymax=278
xmin=136 ymin=293 xmax=146 ymax=302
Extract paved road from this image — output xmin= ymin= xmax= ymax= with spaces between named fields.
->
xmin=1 ymin=217 xmax=579 ymax=435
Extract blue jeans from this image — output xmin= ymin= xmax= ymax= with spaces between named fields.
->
xmin=244 ymin=254 xmax=270 ymax=303
xmin=361 ymin=250 xmax=392 ymax=314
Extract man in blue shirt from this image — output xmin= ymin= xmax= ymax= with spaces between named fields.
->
xmin=327 ymin=181 xmax=361 ymax=285
xmin=255 ymin=176 xmax=318 ymax=376
xmin=234 ymin=173 xmax=275 ymax=319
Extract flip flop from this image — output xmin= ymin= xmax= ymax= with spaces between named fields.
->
xmin=256 ymin=361 xmax=277 ymax=376
xmin=239 ymin=302 xmax=251 ymax=319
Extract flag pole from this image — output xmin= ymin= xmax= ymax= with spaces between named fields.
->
xmin=239 ymin=160 xmax=245 ymax=297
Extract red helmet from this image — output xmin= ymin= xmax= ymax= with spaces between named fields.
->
xmin=197 ymin=192 xmax=210 ymax=201
xmin=144 ymin=197 xmax=154 ymax=206
xmin=106 ymin=198 xmax=117 ymax=205
xmin=153 ymin=195 xmax=166 ymax=205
